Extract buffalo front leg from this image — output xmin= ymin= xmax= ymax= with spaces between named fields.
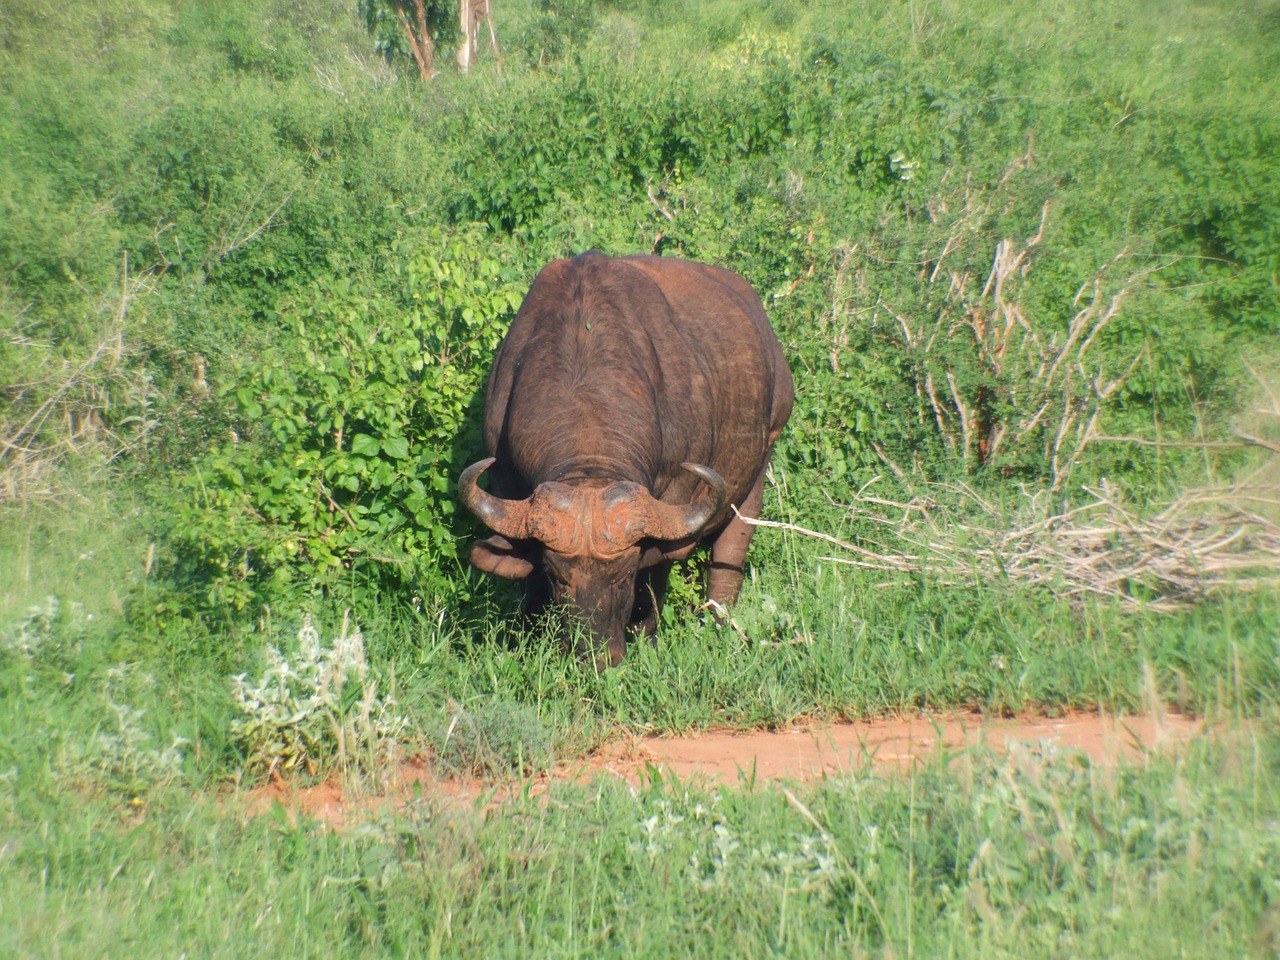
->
xmin=629 ymin=561 xmax=673 ymax=639
xmin=521 ymin=570 xmax=552 ymax=619
xmin=706 ymin=468 xmax=766 ymax=607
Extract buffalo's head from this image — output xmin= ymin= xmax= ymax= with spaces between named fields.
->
xmin=459 ymin=458 xmax=726 ymax=667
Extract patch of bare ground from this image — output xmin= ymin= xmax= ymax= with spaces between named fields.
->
xmin=588 ymin=709 xmax=1201 ymax=784
xmin=240 ymin=710 xmax=1205 ymax=829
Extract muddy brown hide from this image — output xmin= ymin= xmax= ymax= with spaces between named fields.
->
xmin=459 ymin=252 xmax=793 ymax=667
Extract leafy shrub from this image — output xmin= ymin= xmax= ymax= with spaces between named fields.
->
xmin=230 ymin=613 xmax=406 ymax=778
xmin=512 ymin=0 xmax=601 ymax=66
xmin=0 ymin=595 xmax=88 ymax=668
xmin=151 ymin=230 xmax=526 ymax=615
xmin=448 ymin=53 xmax=794 ymax=238
xmin=88 ymin=668 xmax=189 ymax=798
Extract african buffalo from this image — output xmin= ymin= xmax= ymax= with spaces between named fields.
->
xmin=459 ymin=252 xmax=793 ymax=667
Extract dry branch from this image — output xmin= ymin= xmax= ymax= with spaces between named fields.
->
xmin=744 ymin=470 xmax=1280 ymax=611
xmin=0 ymin=254 xmax=157 ymax=503
xmin=1232 ymin=427 xmax=1280 ymax=456
xmin=837 ymin=150 xmax=1167 ymax=491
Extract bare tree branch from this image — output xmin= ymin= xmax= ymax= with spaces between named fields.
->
xmin=749 ymin=471 xmax=1280 ymax=612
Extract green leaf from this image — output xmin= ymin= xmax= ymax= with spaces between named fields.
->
xmin=382 ymin=436 xmax=410 ymax=460
xmin=351 ymin=434 xmax=380 ymax=457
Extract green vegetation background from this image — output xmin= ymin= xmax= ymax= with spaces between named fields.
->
xmin=1 ymin=1 xmax=1278 ymax=956
xmin=4 ymin=0 xmax=1277 ymax=610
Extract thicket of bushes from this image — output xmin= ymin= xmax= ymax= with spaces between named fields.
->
xmin=2 ymin=0 xmax=1276 ymax=618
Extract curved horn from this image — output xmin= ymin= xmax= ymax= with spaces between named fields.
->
xmin=641 ymin=462 xmax=729 ymax=541
xmin=459 ymin=458 xmax=535 ymax=539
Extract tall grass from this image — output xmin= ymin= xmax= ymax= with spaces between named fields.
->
xmin=1 ymin=718 xmax=1275 ymax=958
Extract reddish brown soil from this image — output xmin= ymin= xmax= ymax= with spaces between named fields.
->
xmin=244 ymin=710 xmax=1201 ymax=829
xmin=588 ymin=710 xmax=1199 ymax=782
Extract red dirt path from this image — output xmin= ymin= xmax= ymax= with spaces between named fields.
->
xmin=243 ymin=710 xmax=1201 ymax=828
xmin=587 ymin=709 xmax=1199 ymax=782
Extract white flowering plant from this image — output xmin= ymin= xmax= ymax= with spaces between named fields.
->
xmin=230 ymin=612 xmax=407 ymax=779
xmin=91 ymin=674 xmax=189 ymax=799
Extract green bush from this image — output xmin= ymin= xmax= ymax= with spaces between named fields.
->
xmin=512 ymin=0 xmax=601 ymax=66
xmin=149 ymin=231 xmax=526 ymax=616
xmin=4 ymin=0 xmax=1278 ymax=618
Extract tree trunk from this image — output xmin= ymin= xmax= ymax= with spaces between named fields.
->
xmin=457 ymin=0 xmax=477 ymax=72
xmin=456 ymin=0 xmax=501 ymax=75
xmin=395 ymin=0 xmax=435 ymax=81
xmin=484 ymin=0 xmax=503 ymax=74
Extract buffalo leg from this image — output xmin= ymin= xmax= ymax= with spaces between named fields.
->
xmin=521 ymin=570 xmax=551 ymax=619
xmin=706 ymin=468 xmax=765 ymax=606
xmin=630 ymin=561 xmax=672 ymax=639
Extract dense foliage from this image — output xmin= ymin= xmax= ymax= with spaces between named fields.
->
xmin=154 ymin=231 xmax=525 ymax=615
xmin=2 ymin=9 xmax=1279 ymax=955
xmin=2 ymin=0 xmax=1277 ymax=613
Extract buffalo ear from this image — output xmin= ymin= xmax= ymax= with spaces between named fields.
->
xmin=470 ymin=536 xmax=536 ymax=580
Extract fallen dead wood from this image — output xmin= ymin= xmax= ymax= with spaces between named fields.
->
xmin=741 ymin=474 xmax=1280 ymax=611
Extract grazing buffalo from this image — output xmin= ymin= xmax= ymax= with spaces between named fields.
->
xmin=459 ymin=252 xmax=793 ymax=667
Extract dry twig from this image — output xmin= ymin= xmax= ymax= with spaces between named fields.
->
xmin=0 ymin=254 xmax=157 ymax=503
xmin=837 ymin=149 xmax=1164 ymax=491
xmin=743 ymin=469 xmax=1280 ymax=611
